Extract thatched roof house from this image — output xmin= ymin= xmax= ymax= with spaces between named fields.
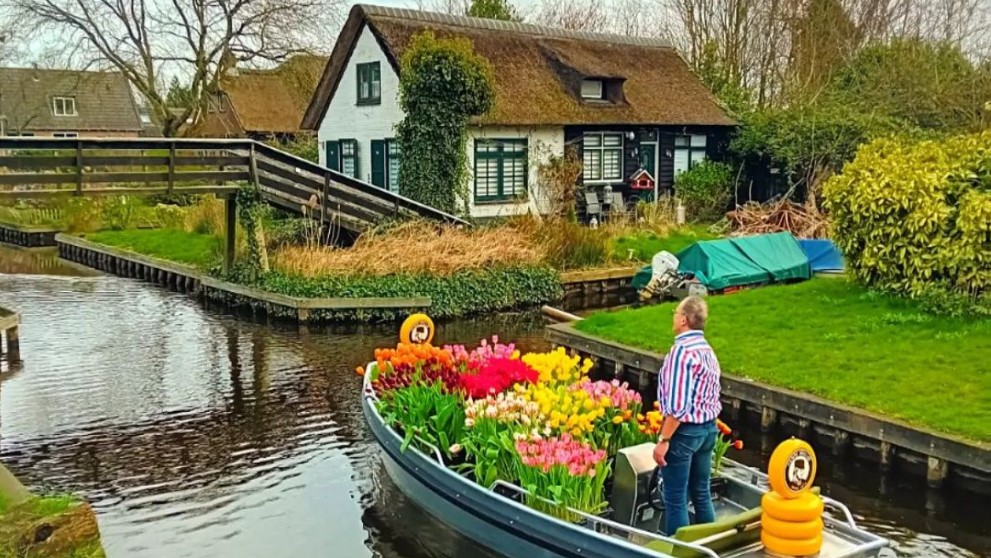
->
xmin=302 ymin=4 xmax=736 ymax=220
xmin=194 ymin=54 xmax=327 ymax=140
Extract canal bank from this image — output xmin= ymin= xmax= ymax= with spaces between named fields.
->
xmin=546 ymin=323 xmax=990 ymax=494
xmin=1 ymin=241 xmax=989 ymax=558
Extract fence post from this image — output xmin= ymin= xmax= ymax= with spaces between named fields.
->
xmin=225 ymin=194 xmax=237 ymax=272
xmin=321 ymin=174 xmax=330 ymax=232
xmin=248 ymin=143 xmax=260 ymax=189
xmin=168 ymin=141 xmax=176 ymax=195
xmin=75 ymin=140 xmax=83 ymax=195
xmin=6 ymin=325 xmax=19 ymax=362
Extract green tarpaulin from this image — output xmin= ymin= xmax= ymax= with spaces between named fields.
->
xmin=631 ymin=232 xmax=812 ymax=292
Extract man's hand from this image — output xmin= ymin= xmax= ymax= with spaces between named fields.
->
xmin=653 ymin=441 xmax=669 ymax=467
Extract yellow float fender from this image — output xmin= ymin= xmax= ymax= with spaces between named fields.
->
xmin=400 ymin=313 xmax=435 ymax=345
xmin=761 ymin=531 xmax=823 ymax=557
xmin=767 ymin=438 xmax=818 ymax=499
xmin=761 ymin=514 xmax=824 ymax=540
xmin=761 ymin=491 xmax=824 ymax=523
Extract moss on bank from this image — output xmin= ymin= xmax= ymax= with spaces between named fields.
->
xmin=0 ymin=493 xmax=104 ymax=558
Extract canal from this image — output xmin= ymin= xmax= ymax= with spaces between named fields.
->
xmin=0 ymin=244 xmax=987 ymax=558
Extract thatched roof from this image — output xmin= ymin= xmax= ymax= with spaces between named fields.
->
xmin=0 ymin=67 xmax=142 ymax=132
xmin=301 ymin=4 xmax=735 ymax=130
xmin=223 ymin=54 xmax=327 ymax=134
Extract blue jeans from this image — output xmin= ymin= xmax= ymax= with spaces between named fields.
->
xmin=659 ymin=420 xmax=717 ymax=536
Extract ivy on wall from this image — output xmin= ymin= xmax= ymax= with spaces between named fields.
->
xmin=395 ymin=30 xmax=494 ymax=215
xmin=235 ymin=183 xmax=270 ymax=278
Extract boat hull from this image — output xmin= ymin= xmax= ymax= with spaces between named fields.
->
xmin=363 ymin=392 xmax=668 ymax=558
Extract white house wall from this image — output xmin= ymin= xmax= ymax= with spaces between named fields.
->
xmin=318 ymin=23 xmax=402 ymax=175
xmin=316 ymin=25 xmax=561 ymax=218
xmin=464 ymin=125 xmax=563 ymax=219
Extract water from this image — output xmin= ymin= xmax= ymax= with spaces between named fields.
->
xmin=0 ymin=243 xmax=987 ymax=558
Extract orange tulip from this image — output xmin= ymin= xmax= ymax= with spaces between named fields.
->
xmin=355 ymin=366 xmax=365 ymax=376
xmin=732 ymin=440 xmax=744 ymax=450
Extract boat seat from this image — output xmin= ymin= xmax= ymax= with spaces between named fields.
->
xmin=643 ymin=507 xmax=762 ymax=558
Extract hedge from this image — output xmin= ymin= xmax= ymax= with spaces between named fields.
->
xmin=221 ymin=265 xmax=563 ymax=322
xmin=823 ymin=131 xmax=991 ymax=302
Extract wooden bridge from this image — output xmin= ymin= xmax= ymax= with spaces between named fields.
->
xmin=0 ymin=137 xmax=468 ymax=235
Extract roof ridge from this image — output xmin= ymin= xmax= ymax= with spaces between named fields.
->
xmin=356 ymin=3 xmax=673 ymax=49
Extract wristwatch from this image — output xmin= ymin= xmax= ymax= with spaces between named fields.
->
xmin=657 ymin=435 xmax=670 ymax=444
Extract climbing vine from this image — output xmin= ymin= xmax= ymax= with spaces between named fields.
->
xmin=235 ymin=183 xmax=270 ymax=278
xmin=395 ymin=30 xmax=494 ymax=215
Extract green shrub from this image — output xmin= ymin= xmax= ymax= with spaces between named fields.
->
xmin=218 ymin=265 xmax=563 ymax=322
xmin=823 ymin=131 xmax=991 ymax=300
xmin=539 ymin=219 xmax=611 ymax=270
xmin=674 ymin=161 xmax=734 ymax=222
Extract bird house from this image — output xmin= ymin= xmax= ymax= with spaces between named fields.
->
xmin=629 ymin=168 xmax=655 ymax=191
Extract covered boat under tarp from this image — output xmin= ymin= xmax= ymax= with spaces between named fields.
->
xmin=797 ymin=239 xmax=845 ymax=273
xmin=633 ymin=233 xmax=813 ymax=293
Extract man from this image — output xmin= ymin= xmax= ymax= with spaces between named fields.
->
xmin=652 ymin=295 xmax=722 ymax=536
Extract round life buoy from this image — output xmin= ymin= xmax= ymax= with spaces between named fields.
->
xmin=761 ymin=491 xmax=824 ymax=523
xmin=761 ymin=514 xmax=824 ymax=540
xmin=761 ymin=531 xmax=823 ymax=557
xmin=400 ymin=313 xmax=435 ymax=345
xmin=767 ymin=438 xmax=818 ymax=499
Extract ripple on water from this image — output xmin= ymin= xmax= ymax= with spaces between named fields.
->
xmin=0 ymin=261 xmax=988 ymax=558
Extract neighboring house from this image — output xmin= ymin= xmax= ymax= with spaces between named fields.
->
xmin=192 ymin=54 xmax=327 ymax=141
xmin=301 ymin=4 xmax=736 ymax=219
xmin=0 ymin=66 xmax=143 ymax=138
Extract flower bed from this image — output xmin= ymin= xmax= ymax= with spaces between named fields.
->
xmin=361 ymin=335 xmax=741 ymax=522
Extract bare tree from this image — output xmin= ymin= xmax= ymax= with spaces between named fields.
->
xmin=3 ymin=0 xmax=346 ymax=136
xmin=530 ymin=0 xmax=611 ymax=32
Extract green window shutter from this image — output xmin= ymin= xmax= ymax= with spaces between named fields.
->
xmin=386 ymin=139 xmax=400 ymax=193
xmin=371 ymin=139 xmax=387 ymax=188
xmin=325 ymin=141 xmax=341 ymax=172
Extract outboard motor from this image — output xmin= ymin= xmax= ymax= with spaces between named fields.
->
xmin=609 ymin=443 xmax=663 ymax=533
xmin=638 ymin=251 xmax=683 ymax=302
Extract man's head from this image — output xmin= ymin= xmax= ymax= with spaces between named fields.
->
xmin=673 ymin=296 xmax=708 ymax=335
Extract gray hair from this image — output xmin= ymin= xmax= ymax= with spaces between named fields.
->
xmin=678 ymin=296 xmax=708 ymax=330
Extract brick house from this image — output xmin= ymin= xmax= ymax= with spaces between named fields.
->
xmin=0 ymin=67 xmax=143 ymax=138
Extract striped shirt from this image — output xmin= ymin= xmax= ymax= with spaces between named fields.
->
xmin=657 ymin=330 xmax=722 ymax=424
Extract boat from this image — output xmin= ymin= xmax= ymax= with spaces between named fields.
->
xmin=360 ymin=320 xmax=894 ymax=558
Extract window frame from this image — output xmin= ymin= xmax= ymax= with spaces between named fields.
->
xmin=53 ymin=132 xmax=78 ymax=138
xmin=673 ymin=134 xmax=708 ymax=176
xmin=473 ymin=138 xmax=528 ymax=203
xmin=340 ymin=138 xmax=360 ymax=178
xmin=52 ymin=96 xmax=77 ymax=117
xmin=356 ymin=62 xmax=382 ymax=106
xmin=581 ymin=79 xmax=604 ymax=100
xmin=386 ymin=138 xmax=400 ymax=193
xmin=581 ymin=132 xmax=624 ymax=184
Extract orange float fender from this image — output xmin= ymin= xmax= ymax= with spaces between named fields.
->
xmin=761 ymin=491 xmax=825 ymax=523
xmin=761 ymin=531 xmax=823 ymax=557
xmin=761 ymin=514 xmax=824 ymax=540
xmin=767 ymin=438 xmax=818 ymax=499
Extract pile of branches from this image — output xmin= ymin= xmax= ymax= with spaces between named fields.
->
xmin=725 ymin=198 xmax=830 ymax=239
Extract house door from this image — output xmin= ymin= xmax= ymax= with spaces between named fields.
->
xmin=639 ymin=142 xmax=658 ymax=201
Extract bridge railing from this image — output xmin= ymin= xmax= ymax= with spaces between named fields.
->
xmin=0 ymin=137 xmax=470 ymax=229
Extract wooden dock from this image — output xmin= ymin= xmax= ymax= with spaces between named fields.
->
xmin=546 ymin=322 xmax=991 ymax=494
xmin=0 ymin=306 xmax=20 ymax=362
xmin=56 ymin=234 xmax=431 ymax=324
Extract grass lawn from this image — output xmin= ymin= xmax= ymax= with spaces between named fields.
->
xmin=575 ymin=278 xmax=991 ymax=442
xmin=84 ymin=229 xmax=223 ymax=269
xmin=612 ymin=224 xmax=718 ymax=262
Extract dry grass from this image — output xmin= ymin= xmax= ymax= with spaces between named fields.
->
xmin=271 ymin=220 xmax=544 ymax=277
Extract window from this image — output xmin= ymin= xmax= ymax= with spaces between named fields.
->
xmin=53 ymin=132 xmax=78 ymax=138
xmin=52 ymin=97 xmax=77 ymax=116
xmin=474 ymin=138 xmax=527 ymax=202
xmin=581 ymin=79 xmax=604 ymax=100
xmin=340 ymin=138 xmax=359 ymax=178
xmin=356 ymin=62 xmax=381 ymax=105
xmin=582 ymin=132 xmax=623 ymax=183
xmin=674 ymin=134 xmax=707 ymax=176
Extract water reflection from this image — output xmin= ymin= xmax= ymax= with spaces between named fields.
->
xmin=0 ymin=245 xmax=98 ymax=277
xmin=0 ymin=246 xmax=987 ymax=558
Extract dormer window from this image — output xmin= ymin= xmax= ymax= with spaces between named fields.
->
xmin=53 ymin=96 xmax=77 ymax=116
xmin=581 ymin=79 xmax=604 ymax=100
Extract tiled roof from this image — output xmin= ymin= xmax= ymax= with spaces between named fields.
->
xmin=0 ymin=67 xmax=142 ymax=132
